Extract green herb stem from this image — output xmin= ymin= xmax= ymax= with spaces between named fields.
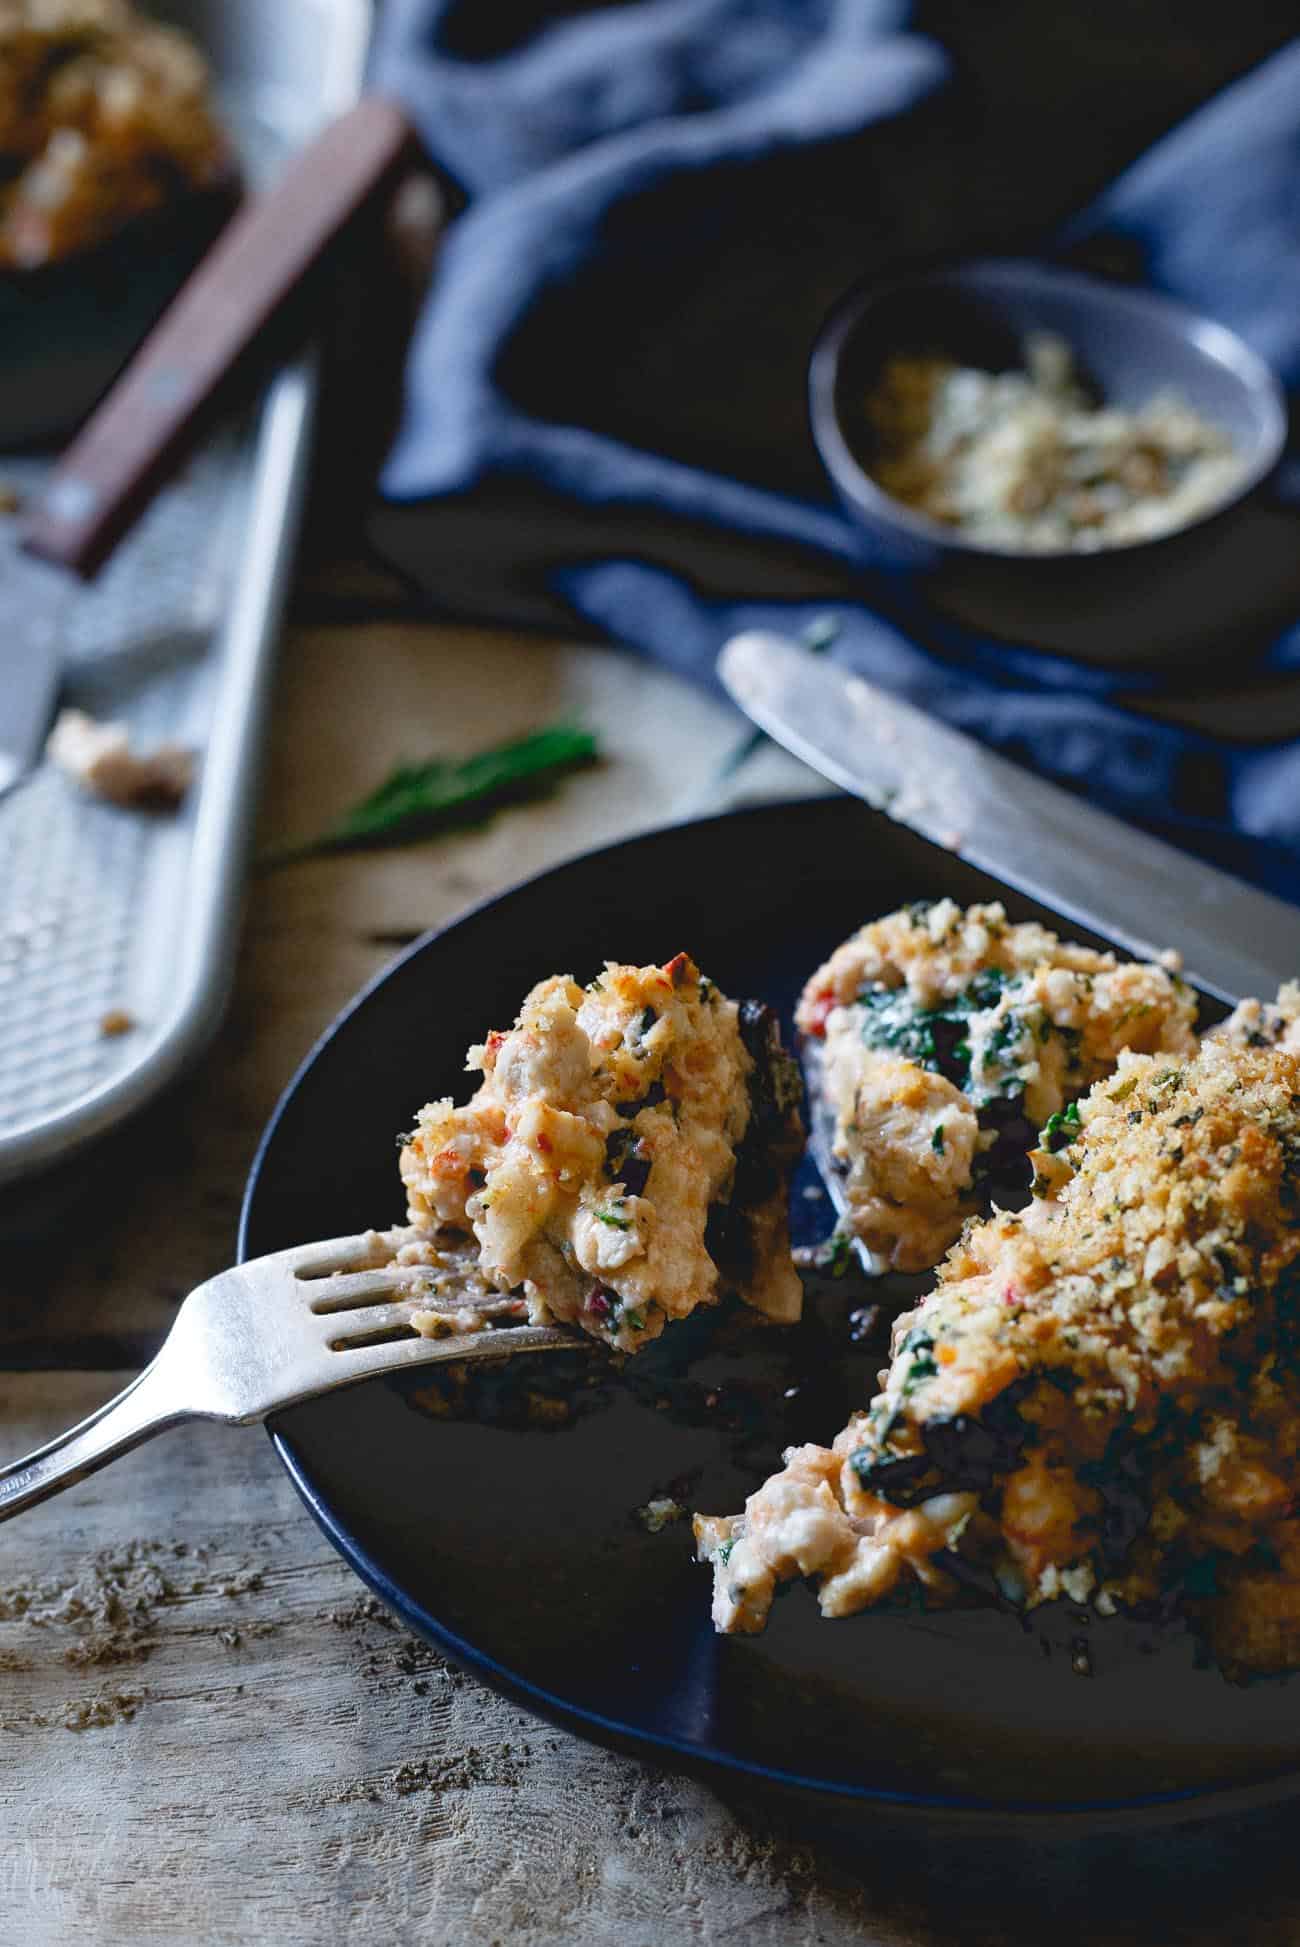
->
xmin=260 ymin=724 xmax=599 ymax=868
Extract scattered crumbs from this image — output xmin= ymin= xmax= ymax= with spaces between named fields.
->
xmin=0 ymin=1536 xmax=274 ymax=1719
xmin=800 ymin=1183 xmax=826 ymax=1201
xmin=391 ymin=1761 xmax=430 ymax=1798
xmin=0 ymin=1538 xmax=180 ymax=1668
xmin=215 ymin=1569 xmax=263 ymax=1598
xmin=0 ymin=481 xmax=22 ymax=515
xmin=389 ymin=1743 xmax=523 ymax=1798
xmin=99 ymin=1008 xmax=135 ymax=1038
xmin=46 ymin=708 xmax=194 ymax=810
xmin=323 ymin=1593 xmax=396 ymax=1632
xmin=939 ymin=828 xmax=965 ymax=853
xmin=62 ymin=1689 xmax=146 ymax=1732
xmin=310 ymin=1742 xmax=526 ymax=1812
xmin=1071 ymin=1638 xmax=1094 ymax=1679
xmin=635 ymin=1497 xmax=685 ymax=1534
xmin=392 ymin=1638 xmax=443 ymax=1678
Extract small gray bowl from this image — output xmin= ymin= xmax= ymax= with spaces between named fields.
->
xmin=809 ymin=259 xmax=1289 ymax=668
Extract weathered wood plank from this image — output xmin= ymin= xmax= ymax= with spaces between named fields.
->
xmin=4 ymin=1375 xmax=1300 ymax=1947
xmin=11 ymin=617 xmax=1297 ymax=1945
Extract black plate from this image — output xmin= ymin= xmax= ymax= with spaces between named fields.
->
xmin=240 ymin=797 xmax=1300 ymax=1831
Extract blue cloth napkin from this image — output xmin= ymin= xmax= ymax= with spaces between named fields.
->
xmin=370 ymin=5 xmax=1300 ymax=901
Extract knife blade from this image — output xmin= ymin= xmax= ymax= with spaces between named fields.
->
xmin=718 ymin=628 xmax=1298 ymax=1004
xmin=0 ymin=529 xmax=65 ymax=799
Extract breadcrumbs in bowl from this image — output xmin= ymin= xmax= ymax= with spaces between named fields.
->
xmin=863 ymin=332 xmax=1246 ymax=555
xmin=810 ymin=258 xmax=1287 ymax=665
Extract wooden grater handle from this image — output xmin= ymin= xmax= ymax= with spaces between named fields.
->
xmin=22 ymin=96 xmax=422 ymax=579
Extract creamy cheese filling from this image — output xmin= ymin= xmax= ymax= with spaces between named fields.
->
xmin=798 ymin=899 xmax=1197 ymax=1271
xmin=394 ymin=954 xmax=804 ymax=1354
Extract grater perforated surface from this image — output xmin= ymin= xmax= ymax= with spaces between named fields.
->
xmin=0 ymin=435 xmax=248 ymax=1148
xmin=0 ymin=0 xmax=373 ymax=1183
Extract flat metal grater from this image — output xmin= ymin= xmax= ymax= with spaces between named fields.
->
xmin=0 ymin=0 xmax=371 ymax=1193
xmin=0 ymin=436 xmax=248 ymax=1170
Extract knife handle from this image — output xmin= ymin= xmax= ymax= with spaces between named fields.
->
xmin=22 ymin=96 xmax=423 ymax=580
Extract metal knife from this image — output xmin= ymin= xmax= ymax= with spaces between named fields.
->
xmin=718 ymin=628 xmax=1298 ymax=1004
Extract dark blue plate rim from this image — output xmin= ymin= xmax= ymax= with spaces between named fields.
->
xmin=240 ymin=799 xmax=1300 ymax=1831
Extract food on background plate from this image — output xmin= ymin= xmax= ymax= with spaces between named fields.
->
xmin=697 ymin=1031 xmax=1300 ymax=1676
xmin=863 ymin=332 xmax=1244 ymax=553
xmin=0 ymin=0 xmax=228 ymax=269
xmin=797 ymin=898 xmax=1196 ymax=1271
xmin=385 ymin=954 xmax=805 ymax=1354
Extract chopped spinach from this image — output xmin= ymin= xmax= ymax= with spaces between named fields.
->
xmin=849 ymin=1446 xmax=932 ymax=1499
xmin=811 ymin=1228 xmax=856 ymax=1279
xmin=900 ymin=1328 xmax=938 ymax=1394
xmin=857 ymin=967 xmax=1016 ymax=1099
xmin=1041 ymin=1099 xmax=1082 ymax=1153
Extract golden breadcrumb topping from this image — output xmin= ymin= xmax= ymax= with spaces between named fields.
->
xmin=698 ymin=1035 xmax=1300 ymax=1674
xmin=796 ymin=899 xmax=1196 ymax=1270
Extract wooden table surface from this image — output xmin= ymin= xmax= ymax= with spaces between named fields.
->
xmin=4 ymin=609 xmax=1300 ymax=1944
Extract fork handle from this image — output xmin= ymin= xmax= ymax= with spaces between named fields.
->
xmin=0 ymin=1356 xmax=194 ymax=1524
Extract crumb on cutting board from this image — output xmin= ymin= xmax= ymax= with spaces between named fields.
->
xmin=46 ymin=708 xmax=194 ymax=810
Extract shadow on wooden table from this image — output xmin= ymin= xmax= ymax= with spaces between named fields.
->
xmin=709 ymin=1781 xmax=1300 ymax=1943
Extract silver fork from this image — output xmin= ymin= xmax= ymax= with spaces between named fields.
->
xmin=0 ymin=1236 xmax=577 ymax=1523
